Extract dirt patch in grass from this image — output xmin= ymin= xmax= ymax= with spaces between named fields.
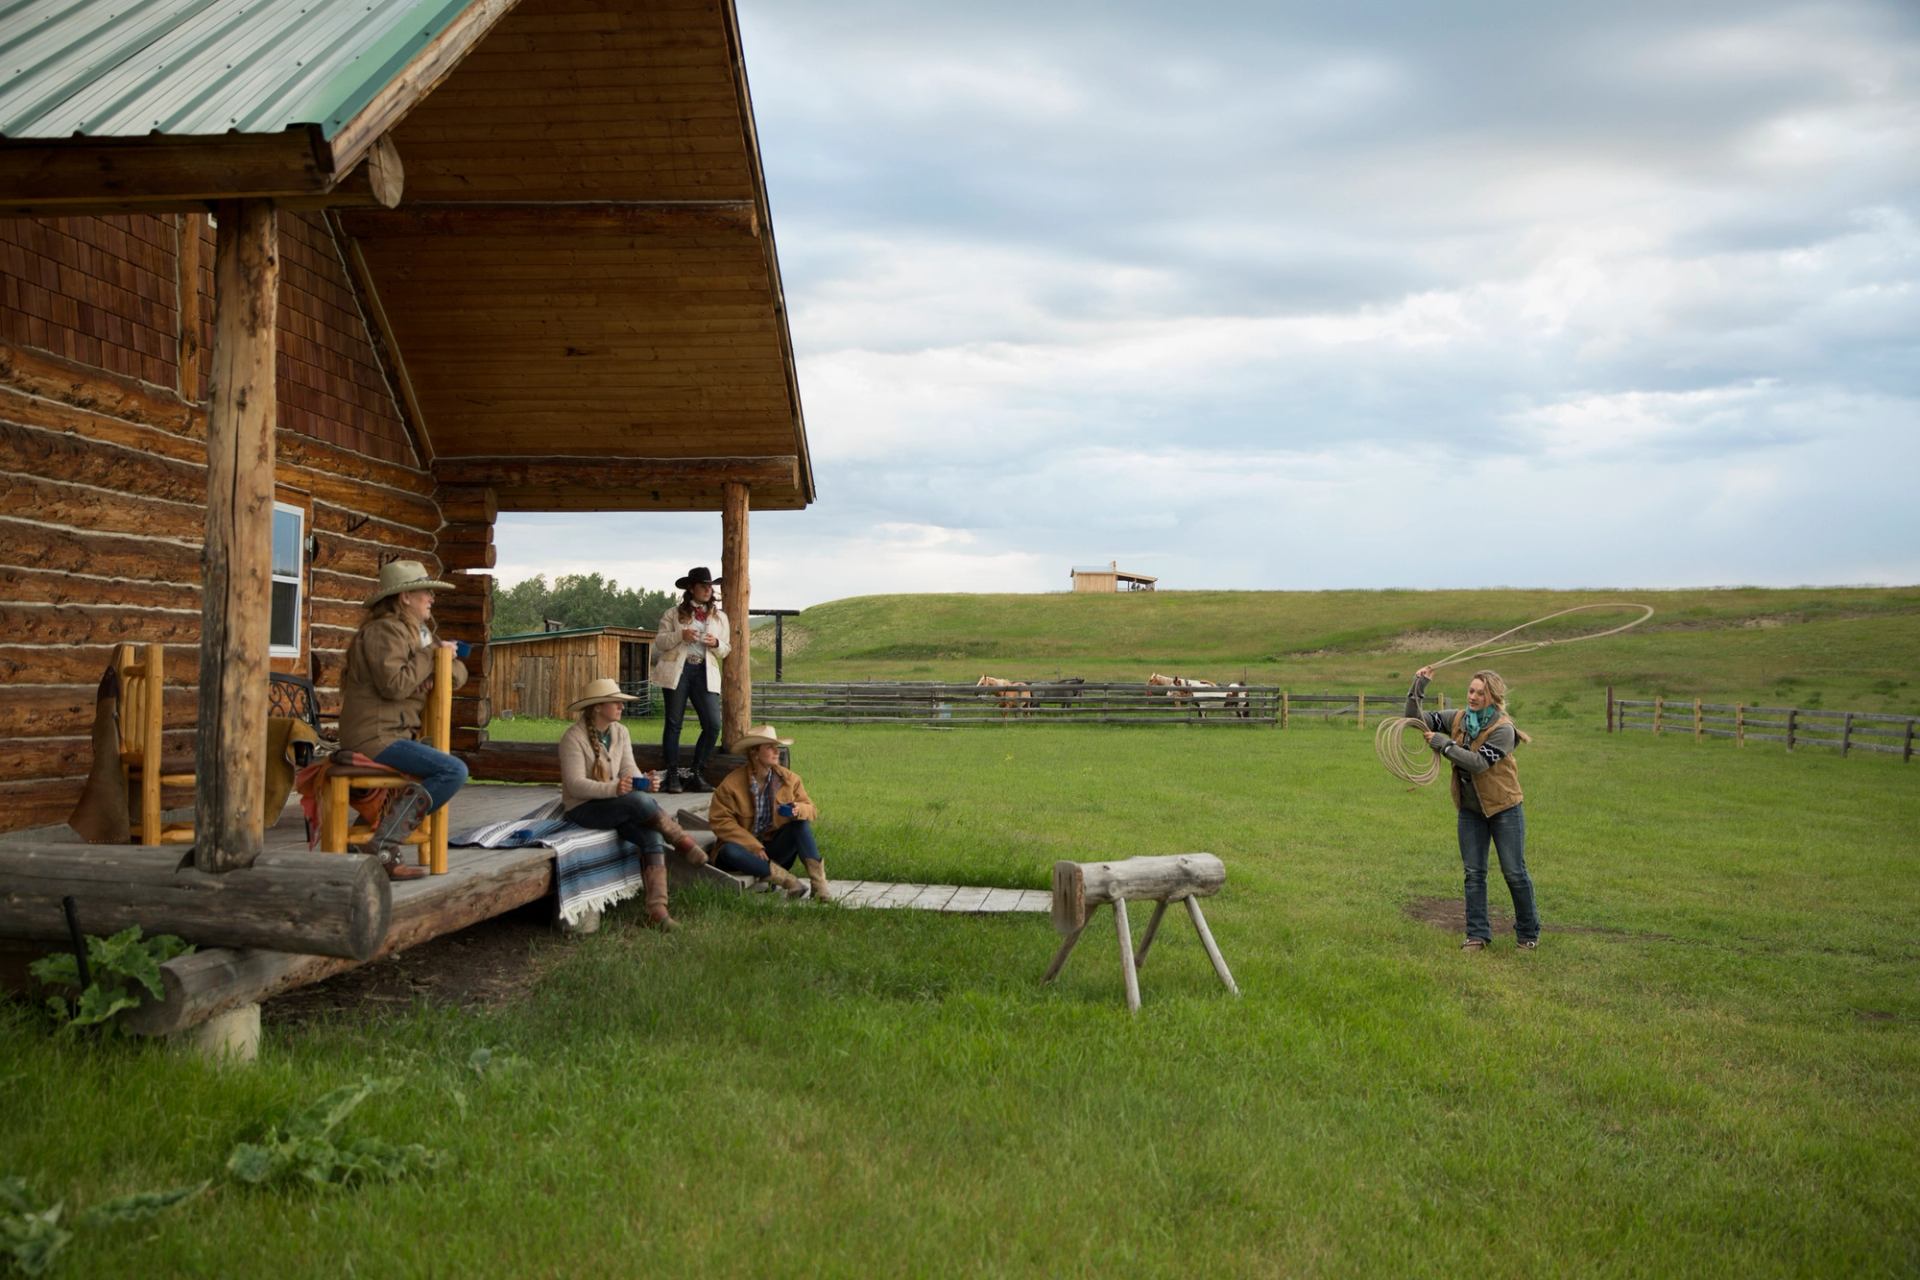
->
xmin=1402 ymin=895 xmax=1671 ymax=942
xmin=264 ymin=902 xmax=565 ymax=1027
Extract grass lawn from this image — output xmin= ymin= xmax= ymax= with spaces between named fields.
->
xmin=4 ymin=723 xmax=1917 ymax=1276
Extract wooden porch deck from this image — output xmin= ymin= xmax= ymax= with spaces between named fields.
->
xmin=3 ymin=783 xmax=1049 ymax=1035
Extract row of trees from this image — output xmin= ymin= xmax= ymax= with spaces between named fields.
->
xmin=489 ymin=573 xmax=677 ymax=638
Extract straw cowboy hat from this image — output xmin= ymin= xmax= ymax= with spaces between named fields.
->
xmin=730 ymin=724 xmax=793 ymax=754
xmin=566 ymin=677 xmax=639 ymax=716
xmin=365 ymin=559 xmax=454 ymax=607
xmin=674 ymin=565 xmax=724 ymax=590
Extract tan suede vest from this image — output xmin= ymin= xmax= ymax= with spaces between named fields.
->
xmin=1448 ymin=709 xmax=1524 ymax=817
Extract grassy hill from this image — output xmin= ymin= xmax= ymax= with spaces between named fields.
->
xmin=757 ymin=586 xmax=1920 ymax=714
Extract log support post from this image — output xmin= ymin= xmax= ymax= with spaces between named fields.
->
xmin=195 ymin=199 xmax=278 ymax=873
xmin=435 ymin=484 xmax=497 ymax=755
xmin=721 ymin=480 xmax=751 ymax=747
xmin=1045 ymin=853 xmax=1235 ymax=1013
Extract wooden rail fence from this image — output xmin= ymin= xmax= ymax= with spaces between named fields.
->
xmin=1609 ymin=690 xmax=1917 ymax=760
xmin=748 ymin=682 xmax=1429 ymax=727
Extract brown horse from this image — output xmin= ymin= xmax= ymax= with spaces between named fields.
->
xmin=1148 ymin=672 xmax=1222 ymax=716
xmin=976 ymin=674 xmax=1032 ymax=718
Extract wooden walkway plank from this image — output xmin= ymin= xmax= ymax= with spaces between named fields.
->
xmin=942 ymin=885 xmax=993 ymax=913
xmin=908 ymin=884 xmax=961 ymax=910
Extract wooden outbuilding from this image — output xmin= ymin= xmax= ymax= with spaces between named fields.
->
xmin=0 ymin=0 xmax=814 ymax=847
xmin=488 ymin=625 xmax=655 ymax=720
xmin=1071 ymin=561 xmax=1158 ymax=593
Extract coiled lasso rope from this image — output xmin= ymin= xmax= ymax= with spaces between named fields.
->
xmin=1375 ymin=603 xmax=1655 ymax=786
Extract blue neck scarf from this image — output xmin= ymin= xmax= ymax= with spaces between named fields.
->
xmin=1464 ymin=703 xmax=1500 ymax=739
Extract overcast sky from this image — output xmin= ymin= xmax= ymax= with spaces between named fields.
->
xmin=497 ymin=0 xmax=1920 ymax=609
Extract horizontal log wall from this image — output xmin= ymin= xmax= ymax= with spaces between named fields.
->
xmin=0 ymin=211 xmax=446 ymax=832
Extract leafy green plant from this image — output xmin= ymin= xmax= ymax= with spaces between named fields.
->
xmin=2 ymin=1175 xmax=205 ymax=1277
xmin=226 ymin=1078 xmax=448 ymax=1189
xmin=28 ymin=928 xmax=193 ymax=1031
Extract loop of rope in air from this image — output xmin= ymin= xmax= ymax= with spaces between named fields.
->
xmin=1375 ymin=603 xmax=1655 ymax=786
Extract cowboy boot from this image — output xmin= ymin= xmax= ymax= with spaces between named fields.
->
xmin=652 ymin=806 xmax=707 ymax=867
xmin=641 ymin=863 xmax=677 ymax=931
xmin=364 ymin=782 xmax=432 ymax=881
xmin=682 ymin=765 xmax=712 ymax=793
xmin=660 ymin=767 xmax=684 ymax=794
xmin=763 ymin=861 xmax=810 ymax=900
xmin=804 ymin=858 xmax=831 ymax=902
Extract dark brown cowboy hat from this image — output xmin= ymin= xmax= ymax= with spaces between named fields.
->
xmin=675 ymin=566 xmax=725 ymax=589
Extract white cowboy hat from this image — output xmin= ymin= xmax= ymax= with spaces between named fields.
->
xmin=365 ymin=559 xmax=454 ymax=607
xmin=729 ymin=723 xmax=793 ymax=754
xmin=565 ymin=677 xmax=639 ymax=716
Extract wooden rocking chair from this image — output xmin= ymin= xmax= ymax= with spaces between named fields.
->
xmin=318 ymin=646 xmax=455 ymax=875
xmin=116 ymin=642 xmax=195 ymax=846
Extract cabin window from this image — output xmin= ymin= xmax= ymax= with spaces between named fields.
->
xmin=270 ymin=503 xmax=304 ymax=657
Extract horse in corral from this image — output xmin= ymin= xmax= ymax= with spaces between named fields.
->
xmin=1224 ymin=681 xmax=1251 ymax=719
xmin=1147 ymin=672 xmax=1221 ymax=715
xmin=976 ymin=674 xmax=1033 ymax=718
xmin=1035 ymin=676 xmax=1087 ymax=710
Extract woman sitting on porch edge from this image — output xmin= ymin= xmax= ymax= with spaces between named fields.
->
xmin=337 ymin=559 xmax=470 ymax=880
xmin=558 ymin=676 xmax=709 ymax=931
xmin=708 ymin=725 xmax=828 ymax=901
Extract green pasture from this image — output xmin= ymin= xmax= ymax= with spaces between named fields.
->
xmin=762 ymin=586 xmax=1920 ymax=713
xmin=4 ymin=722 xmax=1917 ymax=1276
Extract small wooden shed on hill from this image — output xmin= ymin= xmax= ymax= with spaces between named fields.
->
xmin=1071 ymin=561 xmax=1158 ymax=593
xmin=489 ymin=625 xmax=655 ymax=719
xmin=0 ymin=0 xmax=814 ymax=845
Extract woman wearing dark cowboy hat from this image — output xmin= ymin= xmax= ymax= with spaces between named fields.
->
xmin=651 ymin=566 xmax=729 ymax=794
xmin=558 ymin=676 xmax=709 ymax=930
xmin=338 ymin=559 xmax=470 ymax=880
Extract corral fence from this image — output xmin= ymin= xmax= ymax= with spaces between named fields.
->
xmin=1610 ymin=691 xmax=1918 ymax=761
xmin=750 ymin=682 xmax=1429 ymax=727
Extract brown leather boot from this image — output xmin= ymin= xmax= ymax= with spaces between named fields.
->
xmin=652 ymin=808 xmax=707 ymax=867
xmin=764 ymin=862 xmax=811 ymax=900
xmin=804 ymin=858 xmax=831 ymax=902
xmin=642 ymin=863 xmax=677 ymax=931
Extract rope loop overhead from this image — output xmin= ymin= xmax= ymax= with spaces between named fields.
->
xmin=1376 ymin=602 xmax=1654 ymax=786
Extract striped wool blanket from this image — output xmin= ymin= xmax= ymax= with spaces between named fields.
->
xmin=450 ymin=799 xmax=643 ymax=927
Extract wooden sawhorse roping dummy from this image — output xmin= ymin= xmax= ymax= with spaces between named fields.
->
xmin=1041 ymin=854 xmax=1239 ymax=1012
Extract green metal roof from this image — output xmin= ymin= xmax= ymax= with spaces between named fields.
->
xmin=0 ymin=0 xmax=479 ymax=140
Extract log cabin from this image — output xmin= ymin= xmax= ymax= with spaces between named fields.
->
xmin=0 ymin=0 xmax=815 ymax=848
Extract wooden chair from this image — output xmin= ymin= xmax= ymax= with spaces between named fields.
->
xmin=116 ymin=642 xmax=195 ymax=846
xmin=319 ymin=646 xmax=455 ymax=875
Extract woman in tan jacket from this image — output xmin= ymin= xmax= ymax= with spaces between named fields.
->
xmin=707 ymin=724 xmax=825 ymax=900
xmin=558 ymin=677 xmax=707 ymax=930
xmin=338 ymin=560 xmax=470 ymax=879
xmin=652 ymin=565 xmax=729 ymax=793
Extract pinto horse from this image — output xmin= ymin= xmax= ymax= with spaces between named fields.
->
xmin=976 ymin=674 xmax=1033 ymax=718
xmin=1148 ymin=672 xmax=1224 ymax=716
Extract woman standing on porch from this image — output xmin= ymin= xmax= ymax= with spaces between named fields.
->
xmin=652 ymin=566 xmax=729 ymax=794
xmin=1406 ymin=664 xmax=1541 ymax=951
xmin=558 ymin=676 xmax=708 ymax=931
xmin=338 ymin=559 xmax=470 ymax=880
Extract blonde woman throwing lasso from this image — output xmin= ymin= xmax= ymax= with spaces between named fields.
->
xmin=1407 ymin=664 xmax=1541 ymax=952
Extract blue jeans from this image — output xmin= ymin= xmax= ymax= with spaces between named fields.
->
xmin=1459 ymin=804 xmax=1539 ymax=943
xmin=374 ymin=738 xmax=468 ymax=811
xmin=565 ymin=793 xmax=667 ymax=866
xmin=661 ymin=661 xmax=721 ymax=771
xmin=714 ymin=820 xmax=819 ymax=878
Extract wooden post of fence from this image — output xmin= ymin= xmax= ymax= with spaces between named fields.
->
xmin=1785 ymin=708 xmax=1797 ymax=751
xmin=1357 ymin=692 xmax=1366 ymax=728
xmin=1693 ymin=699 xmax=1703 ymax=741
xmin=1654 ymin=696 xmax=1664 ymax=735
xmin=1736 ymin=704 xmax=1745 ymax=747
xmin=1606 ymin=685 xmax=1614 ymax=733
xmin=1904 ymin=719 xmax=1915 ymax=763
xmin=1841 ymin=712 xmax=1854 ymax=757
xmin=1281 ymin=691 xmax=1289 ymax=729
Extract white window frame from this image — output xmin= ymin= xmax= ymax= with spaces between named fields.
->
xmin=269 ymin=501 xmax=304 ymax=659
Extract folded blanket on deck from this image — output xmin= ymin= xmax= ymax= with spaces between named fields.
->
xmin=450 ymin=799 xmax=643 ymax=927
